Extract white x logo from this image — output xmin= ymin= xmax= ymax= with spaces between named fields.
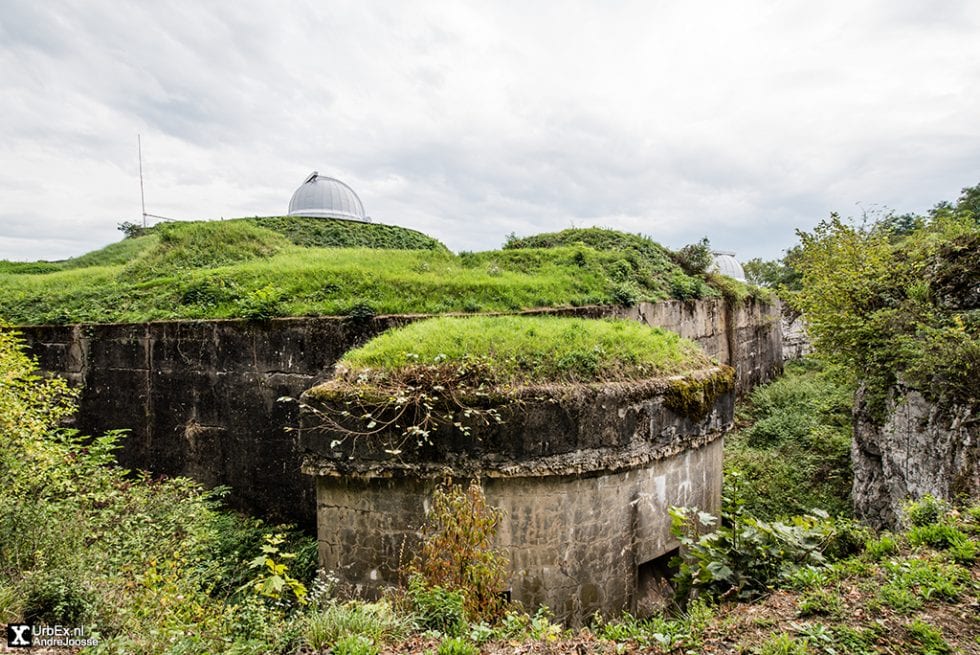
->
xmin=9 ymin=625 xmax=31 ymax=646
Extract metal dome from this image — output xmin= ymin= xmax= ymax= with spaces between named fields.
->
xmin=288 ymin=171 xmax=369 ymax=222
xmin=709 ymin=251 xmax=746 ymax=282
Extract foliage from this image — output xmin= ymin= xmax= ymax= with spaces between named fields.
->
xmin=0 ymin=226 xmax=736 ymax=325
xmin=117 ymin=221 xmax=149 ymax=239
xmin=792 ymin=199 xmax=979 ymax=415
xmin=337 ymin=316 xmax=710 ymax=385
xmin=436 ymin=635 xmax=479 ymax=655
xmin=594 ymin=600 xmax=713 ymax=651
xmin=303 ymin=600 xmax=410 ymax=651
xmin=673 ymin=237 xmax=713 ymax=276
xmin=410 ymin=480 xmax=509 ymax=624
xmin=333 ymin=633 xmax=380 ymax=655
xmin=905 ymin=619 xmax=952 ymax=655
xmin=669 ymin=476 xmax=868 ymax=602
xmin=743 ymin=245 xmax=803 ymax=291
xmin=0 ymin=329 xmax=317 ymax=654
xmin=724 ymin=359 xmax=854 ymax=518
xmin=246 ymin=533 xmax=308 ymax=605
xmin=407 ymin=578 xmax=467 ymax=636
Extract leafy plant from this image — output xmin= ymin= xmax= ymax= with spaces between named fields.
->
xmin=407 ymin=578 xmax=467 ymax=636
xmin=332 ymin=633 xmax=379 ymax=655
xmin=670 ymin=478 xmax=865 ymax=602
xmin=410 ymin=479 xmax=509 ymax=624
xmin=905 ymin=619 xmax=951 ymax=655
xmin=246 ymin=533 xmax=308 ymax=605
xmin=436 ymin=635 xmax=479 ymax=655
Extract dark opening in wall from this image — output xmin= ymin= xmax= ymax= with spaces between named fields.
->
xmin=636 ymin=547 xmax=678 ymax=617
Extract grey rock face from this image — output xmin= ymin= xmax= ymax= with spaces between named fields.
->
xmin=853 ymin=385 xmax=979 ymax=529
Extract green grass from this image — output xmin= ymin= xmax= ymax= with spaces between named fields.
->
xmin=0 ymin=222 xmax=723 ymax=325
xmin=724 ymin=359 xmax=854 ymax=519
xmin=336 ymin=316 xmax=713 ymax=385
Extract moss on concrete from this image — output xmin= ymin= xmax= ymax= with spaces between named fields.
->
xmin=664 ymin=366 xmax=736 ymax=421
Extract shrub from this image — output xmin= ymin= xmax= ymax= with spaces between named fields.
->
xmin=303 ymin=600 xmax=408 ymax=651
xmin=332 ymin=634 xmax=379 ymax=655
xmin=673 ymin=237 xmax=712 ymax=276
xmin=903 ymin=495 xmax=950 ymax=528
xmin=670 ymin=493 xmax=864 ymax=603
xmin=437 ymin=635 xmax=480 ymax=655
xmin=408 ymin=578 xmax=467 ymax=636
xmin=409 ymin=479 xmax=509 ymax=624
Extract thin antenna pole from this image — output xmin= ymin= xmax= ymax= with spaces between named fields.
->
xmin=138 ymin=134 xmax=147 ymax=227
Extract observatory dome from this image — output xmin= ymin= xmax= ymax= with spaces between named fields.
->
xmin=288 ymin=172 xmax=369 ymax=222
xmin=709 ymin=251 xmax=746 ymax=282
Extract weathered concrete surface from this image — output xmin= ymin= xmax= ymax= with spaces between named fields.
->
xmin=13 ymin=298 xmax=781 ymax=528
xmin=302 ymin=370 xmax=732 ymax=626
xmin=853 ymin=385 xmax=979 ymax=529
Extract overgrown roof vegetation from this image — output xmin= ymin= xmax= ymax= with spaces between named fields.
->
xmin=0 ymin=219 xmax=744 ymax=325
xmin=333 ymin=316 xmax=713 ymax=387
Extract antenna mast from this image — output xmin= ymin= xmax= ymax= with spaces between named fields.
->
xmin=138 ymin=134 xmax=147 ymax=228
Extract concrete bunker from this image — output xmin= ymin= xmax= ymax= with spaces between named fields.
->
xmin=299 ymin=316 xmax=734 ymax=626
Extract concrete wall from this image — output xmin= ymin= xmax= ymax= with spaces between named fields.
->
xmin=312 ymin=440 xmax=722 ymax=625
xmin=13 ymin=298 xmax=781 ymax=528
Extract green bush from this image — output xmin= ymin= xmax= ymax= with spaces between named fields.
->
xmin=670 ymin=494 xmax=865 ymax=603
xmin=303 ymin=601 xmax=408 ymax=652
xmin=332 ymin=634 xmax=379 ymax=655
xmin=407 ymin=479 xmax=509 ymax=624
xmin=437 ymin=635 xmax=480 ymax=655
xmin=903 ymin=495 xmax=950 ymax=528
xmin=724 ymin=359 xmax=854 ymax=519
xmin=408 ymin=578 xmax=467 ymax=636
xmin=0 ymin=329 xmax=317 ymax=654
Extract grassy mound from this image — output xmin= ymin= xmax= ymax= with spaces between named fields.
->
xmin=504 ymin=227 xmax=715 ymax=300
xmin=124 ymin=221 xmax=292 ymax=278
xmin=335 ymin=316 xmax=713 ymax=386
xmin=247 ymin=216 xmax=447 ymax=251
xmin=0 ymin=226 xmax=738 ymax=325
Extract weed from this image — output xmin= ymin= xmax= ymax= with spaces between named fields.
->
xmin=864 ymin=534 xmax=899 ymax=560
xmin=905 ymin=619 xmax=951 ymax=655
xmin=876 ymin=584 xmax=923 ymax=614
xmin=408 ymin=479 xmax=508 ymax=624
xmin=246 ymin=533 xmax=308 ymax=606
xmin=303 ymin=600 xmax=409 ymax=651
xmin=754 ymin=632 xmax=811 ymax=655
xmin=333 ymin=633 xmax=380 ymax=655
xmin=436 ymin=636 xmax=479 ymax=655
xmin=904 ymin=495 xmax=951 ymax=528
xmin=408 ymin=578 xmax=467 ymax=636
xmin=796 ymin=588 xmax=843 ymax=617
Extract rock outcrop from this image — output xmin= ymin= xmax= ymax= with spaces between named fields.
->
xmin=853 ymin=384 xmax=979 ymax=529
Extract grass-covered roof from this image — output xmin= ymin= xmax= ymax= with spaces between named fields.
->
xmin=328 ymin=316 xmax=714 ymax=387
xmin=0 ymin=220 xmax=744 ymax=325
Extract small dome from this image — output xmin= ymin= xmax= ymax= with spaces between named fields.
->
xmin=288 ymin=171 xmax=369 ymax=222
xmin=709 ymin=251 xmax=746 ymax=282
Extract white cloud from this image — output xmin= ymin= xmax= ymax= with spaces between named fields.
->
xmin=1 ymin=0 xmax=978 ymax=263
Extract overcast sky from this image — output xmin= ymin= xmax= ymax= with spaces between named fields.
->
xmin=1 ymin=1 xmax=978 ymax=262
